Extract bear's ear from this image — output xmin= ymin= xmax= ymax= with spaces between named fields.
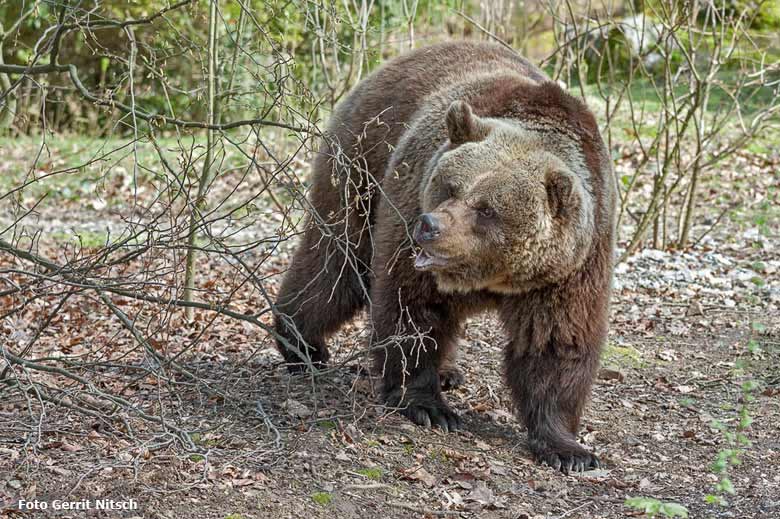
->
xmin=446 ymin=100 xmax=490 ymax=145
xmin=545 ymin=169 xmax=577 ymax=219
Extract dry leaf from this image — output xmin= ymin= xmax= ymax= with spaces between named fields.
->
xmin=598 ymin=368 xmax=625 ymax=382
xmin=399 ymin=465 xmax=436 ymax=487
xmin=283 ymin=399 xmax=312 ymax=418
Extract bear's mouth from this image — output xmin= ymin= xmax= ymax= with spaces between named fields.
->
xmin=414 ymin=249 xmax=451 ymax=270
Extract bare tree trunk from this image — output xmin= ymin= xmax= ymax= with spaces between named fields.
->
xmin=678 ymin=157 xmax=702 ymax=248
xmin=0 ymin=3 xmax=41 ymax=132
xmin=652 ymin=212 xmax=660 ymax=249
xmin=183 ymin=0 xmax=219 ymax=321
xmin=0 ymin=47 xmax=16 ymax=132
xmin=403 ymin=0 xmax=418 ymax=49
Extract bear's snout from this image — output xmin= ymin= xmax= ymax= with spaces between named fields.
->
xmin=414 ymin=213 xmax=442 ymax=244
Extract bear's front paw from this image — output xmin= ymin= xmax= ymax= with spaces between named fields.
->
xmin=438 ymin=366 xmax=465 ymax=391
xmin=530 ymin=440 xmax=600 ymax=474
xmin=385 ymin=389 xmax=462 ymax=432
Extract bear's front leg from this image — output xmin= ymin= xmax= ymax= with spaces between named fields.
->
xmin=372 ymin=287 xmax=462 ymax=432
xmin=505 ymin=341 xmax=601 ymax=473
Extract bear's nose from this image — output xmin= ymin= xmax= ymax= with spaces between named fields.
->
xmin=415 ymin=213 xmax=441 ymax=243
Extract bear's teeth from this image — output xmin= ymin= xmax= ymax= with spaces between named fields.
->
xmin=414 ymin=250 xmax=434 ymax=269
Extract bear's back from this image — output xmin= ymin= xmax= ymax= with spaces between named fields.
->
xmin=324 ymin=42 xmax=548 ymax=186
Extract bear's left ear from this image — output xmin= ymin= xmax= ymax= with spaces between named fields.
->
xmin=446 ymin=100 xmax=490 ymax=145
xmin=545 ymin=169 xmax=578 ymax=219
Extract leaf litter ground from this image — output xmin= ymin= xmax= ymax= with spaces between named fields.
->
xmin=0 ymin=140 xmax=778 ymax=518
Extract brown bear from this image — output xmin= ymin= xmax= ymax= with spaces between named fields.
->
xmin=274 ymin=41 xmax=616 ymax=473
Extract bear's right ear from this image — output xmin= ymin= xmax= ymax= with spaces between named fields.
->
xmin=446 ymin=100 xmax=490 ymax=145
xmin=545 ymin=169 xmax=578 ymax=220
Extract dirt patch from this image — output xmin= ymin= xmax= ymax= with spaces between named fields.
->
xmin=2 ymin=294 xmax=778 ymax=518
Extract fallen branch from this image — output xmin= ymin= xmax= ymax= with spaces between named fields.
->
xmin=1 ymin=348 xmax=198 ymax=450
xmin=387 ymin=501 xmax=467 ymax=517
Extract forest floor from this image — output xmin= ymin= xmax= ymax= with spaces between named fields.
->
xmin=1 ymin=136 xmax=779 ymax=519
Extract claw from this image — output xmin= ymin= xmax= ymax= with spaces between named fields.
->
xmin=404 ymin=402 xmax=459 ymax=432
xmin=433 ymin=413 xmax=449 ymax=432
xmin=533 ymin=442 xmax=600 ymax=474
xmin=384 ymin=384 xmax=461 ymax=434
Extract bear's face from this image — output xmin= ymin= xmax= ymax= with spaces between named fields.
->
xmin=414 ymin=101 xmax=595 ymax=294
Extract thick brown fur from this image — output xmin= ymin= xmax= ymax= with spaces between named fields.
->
xmin=274 ymin=41 xmax=616 ymax=473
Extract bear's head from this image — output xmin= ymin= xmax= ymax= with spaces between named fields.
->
xmin=414 ymin=100 xmax=596 ymax=294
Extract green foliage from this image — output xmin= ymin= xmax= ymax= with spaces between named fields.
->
xmin=678 ymin=397 xmax=695 ymax=408
xmin=627 ymin=325 xmax=761 ymax=516
xmin=317 ymin=420 xmax=337 ymax=430
xmin=710 ymin=0 xmax=780 ymax=30
xmin=750 ymin=261 xmax=766 ymax=272
xmin=625 ymin=497 xmax=689 ymax=518
xmin=4 ymin=0 xmax=779 ymax=135
xmin=51 ymin=230 xmax=109 ymax=249
xmin=751 ymin=322 xmax=767 ymax=333
xmin=704 ymin=328 xmax=761 ymax=507
xmin=602 ymin=343 xmax=644 ymax=368
xmin=750 ymin=276 xmax=765 ymax=287
xmin=356 ymin=467 xmax=383 ymax=480
xmin=310 ymin=491 xmax=332 ymax=506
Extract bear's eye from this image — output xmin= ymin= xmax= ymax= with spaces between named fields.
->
xmin=477 ymin=206 xmax=496 ymax=219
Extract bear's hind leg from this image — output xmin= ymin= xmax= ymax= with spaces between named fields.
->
xmin=274 ymin=229 xmax=371 ymax=372
xmin=505 ymin=344 xmax=600 ymax=473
